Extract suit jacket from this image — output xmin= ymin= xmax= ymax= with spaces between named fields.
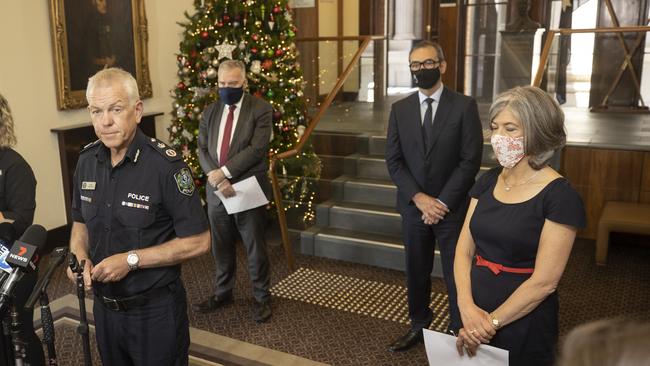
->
xmin=198 ymin=93 xmax=273 ymax=206
xmin=385 ymin=87 xmax=483 ymax=220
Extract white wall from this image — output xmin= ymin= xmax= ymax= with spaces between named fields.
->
xmin=0 ymin=0 xmax=194 ymax=230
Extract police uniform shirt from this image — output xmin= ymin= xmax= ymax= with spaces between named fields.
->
xmin=71 ymin=128 xmax=209 ymax=297
xmin=0 ymin=148 xmax=37 ymax=236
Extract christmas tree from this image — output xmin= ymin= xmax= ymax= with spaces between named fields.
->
xmin=169 ymin=0 xmax=321 ymax=224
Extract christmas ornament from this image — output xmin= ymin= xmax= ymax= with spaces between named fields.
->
xmin=262 ymin=59 xmax=273 ymax=70
xmin=215 ymin=42 xmax=237 ymax=60
xmin=206 ymin=67 xmax=217 ymax=79
xmin=251 ymin=60 xmax=262 ymax=74
xmin=297 ymin=125 xmax=306 ymax=139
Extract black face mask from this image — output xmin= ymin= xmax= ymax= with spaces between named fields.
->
xmin=219 ymin=87 xmax=244 ymax=105
xmin=411 ymin=67 xmax=441 ymax=89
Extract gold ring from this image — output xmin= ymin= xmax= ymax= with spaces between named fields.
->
xmin=469 ymin=329 xmax=477 ymax=334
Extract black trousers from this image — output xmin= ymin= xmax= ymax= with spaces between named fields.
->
xmin=94 ymin=279 xmax=190 ymax=366
xmin=402 ymin=212 xmax=463 ymax=333
xmin=207 ymin=203 xmax=270 ymax=302
xmin=0 ymin=271 xmax=46 ymax=366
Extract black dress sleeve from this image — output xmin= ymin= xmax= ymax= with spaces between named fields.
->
xmin=544 ymin=179 xmax=586 ymax=229
xmin=1 ymin=153 xmax=36 ymax=236
xmin=469 ymin=166 xmax=501 ymax=199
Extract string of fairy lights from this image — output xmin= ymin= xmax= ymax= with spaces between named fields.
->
xmin=170 ymin=0 xmax=320 ymax=223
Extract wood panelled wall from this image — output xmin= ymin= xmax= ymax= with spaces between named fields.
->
xmin=562 ymin=147 xmax=650 ymax=239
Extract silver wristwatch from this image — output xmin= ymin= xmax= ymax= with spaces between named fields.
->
xmin=127 ymin=250 xmax=140 ymax=271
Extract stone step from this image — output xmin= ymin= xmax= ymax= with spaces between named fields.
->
xmin=300 ymin=226 xmax=442 ymax=276
xmin=330 ymin=176 xmax=396 ymax=207
xmin=344 ymin=154 xmax=391 ymax=180
xmin=316 ymin=201 xmax=402 ymax=237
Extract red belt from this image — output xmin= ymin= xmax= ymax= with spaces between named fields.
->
xmin=475 ymin=255 xmax=534 ymax=275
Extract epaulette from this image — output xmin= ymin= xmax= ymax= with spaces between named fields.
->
xmin=147 ymin=137 xmax=182 ymax=162
xmin=80 ymin=139 xmax=101 ymax=154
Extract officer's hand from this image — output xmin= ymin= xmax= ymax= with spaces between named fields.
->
xmin=66 ymin=259 xmax=94 ymax=291
xmin=218 ymin=179 xmax=236 ymax=198
xmin=91 ymin=253 xmax=130 ymax=283
xmin=207 ymin=169 xmax=226 ymax=188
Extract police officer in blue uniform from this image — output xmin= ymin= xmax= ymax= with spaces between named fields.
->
xmin=66 ymin=68 xmax=210 ymax=366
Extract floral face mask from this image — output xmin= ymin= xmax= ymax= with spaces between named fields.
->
xmin=490 ymin=134 xmax=525 ymax=169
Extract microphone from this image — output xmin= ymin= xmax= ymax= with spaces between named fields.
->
xmin=0 ymin=224 xmax=47 ymax=314
xmin=25 ymin=246 xmax=69 ymax=309
xmin=0 ymin=222 xmax=17 ymax=285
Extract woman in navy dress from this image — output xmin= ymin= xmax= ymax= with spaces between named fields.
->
xmin=453 ymin=86 xmax=585 ymax=365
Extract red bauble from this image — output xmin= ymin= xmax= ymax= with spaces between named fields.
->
xmin=273 ymin=6 xmax=281 ymax=13
xmin=275 ymin=49 xmax=283 ymax=56
xmin=254 ymin=91 xmax=263 ymax=97
xmin=251 ymin=48 xmax=258 ymax=53
xmin=177 ymin=82 xmax=186 ymax=90
xmin=273 ymin=111 xmax=282 ymax=120
xmin=223 ymin=14 xmax=230 ymax=21
xmin=252 ymin=34 xmax=259 ymax=41
xmin=216 ymin=22 xmax=223 ymax=27
xmin=200 ymin=31 xmax=209 ymax=39
xmin=262 ymin=59 xmax=273 ymax=70
xmin=190 ymin=50 xmax=198 ymax=58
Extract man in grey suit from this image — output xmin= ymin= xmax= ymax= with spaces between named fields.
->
xmin=385 ymin=41 xmax=483 ymax=351
xmin=195 ymin=60 xmax=273 ymax=323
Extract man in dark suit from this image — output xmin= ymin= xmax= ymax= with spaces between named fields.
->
xmin=385 ymin=41 xmax=483 ymax=351
xmin=195 ymin=60 xmax=273 ymax=323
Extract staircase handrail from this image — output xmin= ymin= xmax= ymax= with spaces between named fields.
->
xmin=532 ymin=26 xmax=650 ymax=87
xmin=270 ymin=35 xmax=386 ymax=271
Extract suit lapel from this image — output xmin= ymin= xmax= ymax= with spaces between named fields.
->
xmin=427 ymin=87 xmax=452 ymax=155
xmin=406 ymin=93 xmax=426 ymax=157
xmin=211 ymin=102 xmax=225 ymax=164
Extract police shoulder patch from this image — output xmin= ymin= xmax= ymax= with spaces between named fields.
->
xmin=148 ymin=138 xmax=181 ymax=161
xmin=174 ymin=167 xmax=195 ymax=196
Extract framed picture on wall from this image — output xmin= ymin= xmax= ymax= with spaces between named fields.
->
xmin=49 ymin=0 xmax=152 ymax=110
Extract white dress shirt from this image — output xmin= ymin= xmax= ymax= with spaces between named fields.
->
xmin=217 ymin=95 xmax=244 ymax=178
xmin=418 ymin=83 xmax=444 ymax=125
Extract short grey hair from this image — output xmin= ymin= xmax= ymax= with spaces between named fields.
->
xmin=489 ymin=86 xmax=566 ymax=170
xmin=86 ymin=68 xmax=140 ymax=105
xmin=0 ymin=93 xmax=17 ymax=148
xmin=409 ymin=40 xmax=445 ymax=62
xmin=218 ymin=60 xmax=247 ymax=79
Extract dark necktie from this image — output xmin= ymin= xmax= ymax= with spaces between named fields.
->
xmin=422 ymin=98 xmax=434 ymax=150
xmin=219 ymin=105 xmax=237 ymax=166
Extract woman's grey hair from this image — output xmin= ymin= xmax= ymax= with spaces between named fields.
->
xmin=0 ymin=93 xmax=17 ymax=149
xmin=557 ymin=318 xmax=650 ymax=366
xmin=86 ymin=68 xmax=140 ymax=105
xmin=218 ymin=60 xmax=247 ymax=80
xmin=489 ymin=86 xmax=566 ymax=169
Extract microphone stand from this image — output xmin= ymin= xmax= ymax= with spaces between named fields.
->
xmin=2 ymin=307 xmax=14 ymax=365
xmin=39 ymin=292 xmax=56 ymax=365
xmin=10 ymin=304 xmax=26 ymax=366
xmin=69 ymin=254 xmax=92 ymax=366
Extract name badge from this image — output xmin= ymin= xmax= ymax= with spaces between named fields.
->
xmin=82 ymin=181 xmax=96 ymax=190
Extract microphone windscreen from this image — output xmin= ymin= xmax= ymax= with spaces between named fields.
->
xmin=18 ymin=224 xmax=47 ymax=252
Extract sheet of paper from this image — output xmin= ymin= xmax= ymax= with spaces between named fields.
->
xmin=423 ymin=329 xmax=509 ymax=366
xmin=214 ymin=176 xmax=269 ymax=214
